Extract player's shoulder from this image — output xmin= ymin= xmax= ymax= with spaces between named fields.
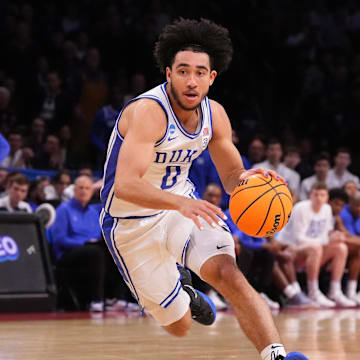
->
xmin=126 ymin=97 xmax=166 ymax=116
xmin=293 ymin=199 xmax=311 ymax=211
xmin=208 ymin=99 xmax=226 ymax=117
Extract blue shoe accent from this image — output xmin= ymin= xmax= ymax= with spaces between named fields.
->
xmin=196 ymin=290 xmax=217 ymax=322
xmin=285 ymin=352 xmax=309 ymax=360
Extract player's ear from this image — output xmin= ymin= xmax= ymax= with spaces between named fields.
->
xmin=209 ymin=70 xmax=217 ymax=86
xmin=166 ymin=67 xmax=172 ymax=82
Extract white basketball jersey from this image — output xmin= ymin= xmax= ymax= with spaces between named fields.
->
xmin=101 ymin=83 xmax=213 ymax=218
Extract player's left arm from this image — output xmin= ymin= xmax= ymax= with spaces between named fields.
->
xmin=208 ymin=100 xmax=285 ymax=194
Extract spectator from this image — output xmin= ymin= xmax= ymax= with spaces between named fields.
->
xmin=28 ymin=176 xmax=51 ymax=211
xmin=283 ymin=146 xmax=301 ymax=172
xmin=329 ymin=188 xmax=360 ymax=304
xmin=38 ymin=71 xmax=74 ymax=132
xmin=253 ymin=138 xmax=300 ymax=202
xmin=0 ymin=173 xmax=32 ymax=212
xmin=244 ymin=136 xmax=266 ymax=169
xmin=1 ymin=131 xmax=29 ymax=168
xmin=0 ymin=87 xmax=17 ymax=135
xmin=0 ymin=132 xmax=10 ymax=163
xmin=343 ymin=180 xmax=359 ymax=199
xmin=327 ymin=148 xmax=359 ymax=190
xmin=299 ymin=152 xmax=332 ymax=200
xmin=0 ymin=168 xmax=8 ymax=196
xmin=278 ymin=182 xmax=355 ymax=307
xmin=339 ymin=192 xmax=360 ymax=237
xmin=91 ymin=84 xmax=124 ymax=168
xmin=44 ymin=170 xmax=72 ymax=204
xmin=24 ymin=117 xmax=47 ymax=157
xmin=50 ymin=175 xmax=125 ymax=312
xmin=32 ymin=134 xmax=64 ymax=170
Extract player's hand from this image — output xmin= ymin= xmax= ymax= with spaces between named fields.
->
xmin=239 ymin=167 xmax=286 ymax=184
xmin=178 ymin=197 xmax=227 ymax=230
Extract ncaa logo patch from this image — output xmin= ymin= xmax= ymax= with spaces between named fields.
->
xmin=169 ymin=124 xmax=176 ymax=134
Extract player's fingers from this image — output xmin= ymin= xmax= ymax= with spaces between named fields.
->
xmin=190 ymin=214 xmax=203 ymax=231
xmin=202 ymin=200 xmax=227 ymax=220
xmin=266 ymin=169 xmax=286 ymax=184
xmin=196 ymin=208 xmax=218 ymax=228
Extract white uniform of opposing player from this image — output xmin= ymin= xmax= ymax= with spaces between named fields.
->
xmin=100 ymin=83 xmax=234 ymax=326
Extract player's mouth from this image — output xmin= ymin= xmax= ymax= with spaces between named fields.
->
xmin=183 ymin=92 xmax=199 ymax=101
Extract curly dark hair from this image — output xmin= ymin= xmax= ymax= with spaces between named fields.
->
xmin=154 ymin=18 xmax=233 ymax=75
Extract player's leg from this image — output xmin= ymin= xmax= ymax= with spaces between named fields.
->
xmin=100 ymin=210 xmax=194 ymax=336
xmin=322 ymin=243 xmax=356 ymax=306
xmin=184 ymin=221 xmax=309 ymax=359
xmin=345 ymin=244 xmax=360 ymax=304
xmin=201 ymin=255 xmax=282 ymax=349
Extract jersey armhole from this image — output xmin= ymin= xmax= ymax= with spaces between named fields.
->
xmin=115 ymin=96 xmax=169 ymax=145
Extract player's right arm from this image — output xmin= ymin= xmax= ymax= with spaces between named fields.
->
xmin=113 ymin=99 xmax=225 ymax=229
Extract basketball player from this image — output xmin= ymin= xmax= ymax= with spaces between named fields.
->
xmin=100 ymin=18 xmax=308 ymax=360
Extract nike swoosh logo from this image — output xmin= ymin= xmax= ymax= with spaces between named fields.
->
xmin=271 ymin=345 xmax=283 ymax=349
xmin=168 ymin=136 xmax=177 ymax=141
xmin=216 ymin=245 xmax=230 ymax=250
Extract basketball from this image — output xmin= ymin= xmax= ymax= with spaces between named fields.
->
xmin=229 ymin=174 xmax=293 ymax=237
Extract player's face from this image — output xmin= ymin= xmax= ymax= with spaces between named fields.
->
xmin=329 ymin=198 xmax=345 ymax=216
xmin=166 ymin=51 xmax=217 ymax=111
xmin=310 ymin=189 xmax=328 ymax=209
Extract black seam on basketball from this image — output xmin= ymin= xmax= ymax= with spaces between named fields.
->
xmin=230 ymin=175 xmax=273 ymax=200
xmin=255 ymin=191 xmax=292 ymax=236
xmin=255 ymin=193 xmax=280 ymax=236
xmin=235 ymin=183 xmax=285 ymax=225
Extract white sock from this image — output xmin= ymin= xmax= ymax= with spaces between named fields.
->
xmin=329 ymin=281 xmax=341 ymax=296
xmin=291 ymin=281 xmax=302 ymax=294
xmin=347 ymin=280 xmax=357 ymax=297
xmin=284 ymin=284 xmax=297 ymax=299
xmin=261 ymin=343 xmax=286 ymax=360
xmin=307 ymin=280 xmax=319 ymax=297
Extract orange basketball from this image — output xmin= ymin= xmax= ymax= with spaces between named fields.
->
xmin=229 ymin=174 xmax=293 ymax=237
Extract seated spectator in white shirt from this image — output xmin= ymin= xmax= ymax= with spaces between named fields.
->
xmin=278 ymin=182 xmax=355 ymax=308
xmin=253 ymin=138 xmax=300 ymax=202
xmin=299 ymin=152 xmax=332 ymax=200
xmin=0 ymin=173 xmax=32 ymax=213
xmin=327 ymin=148 xmax=359 ymax=190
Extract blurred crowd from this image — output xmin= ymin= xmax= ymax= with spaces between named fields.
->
xmin=2 ymin=0 xmax=360 ymax=313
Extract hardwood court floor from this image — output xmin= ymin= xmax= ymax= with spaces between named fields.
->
xmin=0 ymin=309 xmax=360 ymax=360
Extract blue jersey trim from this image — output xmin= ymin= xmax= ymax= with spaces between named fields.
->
xmin=206 ymin=97 xmax=213 ymax=139
xmin=101 ymin=212 xmax=139 ymax=302
xmin=160 ymin=83 xmax=204 ymax=139
xmin=113 ymin=211 xmax=163 ymax=220
xmin=114 ymin=95 xmax=169 ymax=146
xmin=160 ymin=277 xmax=182 ymax=308
xmin=181 ymin=237 xmax=191 ymax=267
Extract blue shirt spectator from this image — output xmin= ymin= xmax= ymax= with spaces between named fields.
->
xmin=189 ymin=149 xmax=229 ymax=209
xmin=0 ymin=132 xmax=10 ymax=163
xmin=51 ymin=197 xmax=102 ymax=260
xmin=340 ymin=204 xmax=360 ymax=236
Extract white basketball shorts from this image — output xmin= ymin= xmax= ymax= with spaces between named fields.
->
xmin=100 ymin=209 xmax=235 ymax=326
